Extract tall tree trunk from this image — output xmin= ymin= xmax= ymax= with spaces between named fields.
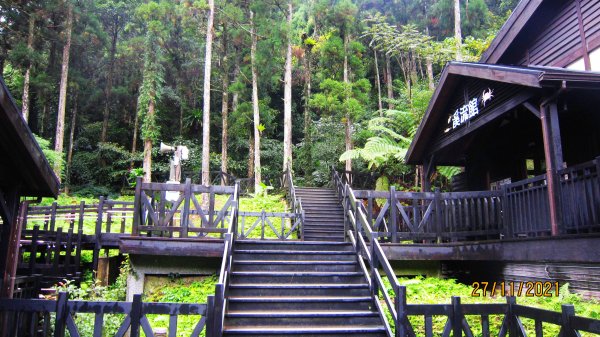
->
xmin=426 ymin=57 xmax=435 ymax=90
xmin=373 ymin=49 xmax=383 ymax=113
xmin=22 ymin=14 xmax=35 ymax=122
xmin=131 ymin=98 xmax=139 ymax=169
xmin=40 ymin=105 xmax=47 ymax=135
xmin=454 ymin=0 xmax=462 ymax=61
xmin=202 ymin=0 xmax=215 ymax=193
xmin=53 ymin=2 xmax=73 ymax=179
xmin=343 ymin=33 xmax=352 ymax=173
xmin=248 ymin=132 xmax=254 ymax=179
xmin=303 ymin=47 xmax=312 ymax=171
xmin=220 ymin=23 xmax=229 ymax=183
xmin=283 ymin=1 xmax=293 ymax=173
xmin=65 ymin=94 xmax=77 ymax=195
xmin=385 ymin=55 xmax=394 ymax=110
xmin=143 ymin=98 xmax=155 ymax=183
xmin=250 ymin=10 xmax=261 ymax=187
xmin=101 ymin=22 xmax=119 ymax=143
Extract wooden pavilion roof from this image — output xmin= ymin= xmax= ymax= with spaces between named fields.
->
xmin=405 ymin=62 xmax=600 ymax=165
xmin=0 ymin=77 xmax=59 ymax=197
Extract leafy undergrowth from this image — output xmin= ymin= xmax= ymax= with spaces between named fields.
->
xmin=379 ymin=276 xmax=600 ymax=337
xmin=143 ymin=274 xmax=218 ymax=337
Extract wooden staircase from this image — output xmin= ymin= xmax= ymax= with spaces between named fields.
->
xmin=295 ymin=188 xmax=345 ymax=242
xmin=222 ymin=240 xmax=387 ymax=336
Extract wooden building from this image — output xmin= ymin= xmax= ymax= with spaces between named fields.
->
xmin=404 ymin=0 xmax=600 ymax=296
xmin=407 ymin=0 xmax=600 ymax=235
xmin=0 ymin=77 xmax=59 ymax=298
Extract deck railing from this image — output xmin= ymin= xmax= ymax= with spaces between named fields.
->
xmin=283 ymin=166 xmax=305 ymax=240
xmin=213 ymin=184 xmax=238 ymax=336
xmin=0 ymin=292 xmax=213 ymax=337
xmin=335 ymin=157 xmax=600 ymax=243
xmin=333 ymin=170 xmax=600 ymax=337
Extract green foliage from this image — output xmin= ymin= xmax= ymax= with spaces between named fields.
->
xmin=33 ymin=134 xmax=63 ymax=173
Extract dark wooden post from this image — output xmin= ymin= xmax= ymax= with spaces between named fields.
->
xmin=561 ymin=304 xmax=577 ymax=337
xmin=49 ymin=202 xmax=57 ymax=232
xmin=355 ymin=201 xmax=361 ymax=254
xmin=395 ymin=285 xmax=407 ymax=337
xmin=130 ymin=294 xmax=143 ymax=337
xmin=390 ymin=186 xmax=398 ymax=243
xmin=369 ymin=233 xmax=378 ymax=299
xmin=206 ymin=295 xmax=215 ymax=337
xmin=540 ymin=100 xmax=564 ymax=236
xmin=181 ymin=178 xmax=192 ymax=238
xmin=367 ymin=191 xmax=373 ymax=227
xmin=54 ymin=292 xmax=69 ymax=337
xmin=92 ymin=196 xmax=105 ymax=272
xmin=506 ymin=296 xmax=517 ymax=337
xmin=132 ymin=177 xmax=142 ymax=236
xmin=53 ymin=228 xmax=63 ymax=271
xmin=28 ymin=226 xmax=39 ymax=275
xmin=451 ymin=296 xmax=462 ymax=337
xmin=214 ymin=283 xmax=224 ymax=336
xmin=422 ymin=156 xmax=435 ymax=192
xmin=434 ymin=189 xmax=442 ymax=243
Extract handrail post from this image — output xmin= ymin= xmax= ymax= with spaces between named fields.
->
xmin=390 ymin=186 xmax=398 ymax=243
xmin=434 ymin=188 xmax=442 ymax=243
xmin=355 ymin=201 xmax=361 ymax=254
xmin=369 ymin=232 xmax=378 ymax=299
xmin=54 ymin=292 xmax=68 ymax=337
xmin=132 ymin=177 xmax=142 ymax=236
xmin=395 ymin=285 xmax=407 ymax=337
xmin=501 ymin=184 xmax=512 ymax=239
xmin=130 ymin=294 xmax=143 ymax=337
xmin=93 ymin=196 xmax=105 ymax=272
xmin=506 ymin=296 xmax=517 ymax=337
xmin=561 ymin=304 xmax=577 ymax=337
xmin=181 ymin=178 xmax=192 ymax=238
xmin=214 ymin=283 xmax=225 ymax=336
xmin=206 ymin=295 xmax=215 ymax=337
xmin=451 ymin=296 xmax=462 ymax=337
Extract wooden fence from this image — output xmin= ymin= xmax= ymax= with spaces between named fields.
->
xmin=0 ymin=292 xmax=213 ymax=337
xmin=337 ymin=157 xmax=600 ymax=243
xmin=334 ymin=169 xmax=600 ymax=337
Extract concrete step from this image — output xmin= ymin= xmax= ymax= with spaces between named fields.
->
xmin=228 ymin=283 xmax=370 ymax=297
xmin=230 ymin=271 xmax=366 ymax=284
xmin=233 ymin=260 xmax=357 ymax=272
xmin=225 ymin=310 xmax=382 ymax=326
xmin=233 ymin=250 xmax=356 ymax=261
xmin=235 ymin=240 xmax=351 ymax=252
xmin=223 ymin=325 xmax=386 ymax=337
xmin=227 ymin=296 xmax=375 ymax=311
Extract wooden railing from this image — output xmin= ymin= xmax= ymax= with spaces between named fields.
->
xmin=213 ymin=183 xmax=238 ymax=336
xmin=283 ymin=167 xmax=305 ymax=240
xmin=333 ymin=171 xmax=600 ymax=337
xmin=559 ymin=159 xmax=600 ymax=233
xmin=133 ymin=177 xmax=238 ymax=238
xmin=349 ymin=187 xmax=504 ymax=243
xmin=333 ymin=157 xmax=600 ymax=243
xmin=237 ymin=211 xmax=301 ymax=240
xmin=18 ymin=226 xmax=82 ymax=282
xmin=504 ymin=174 xmax=551 ymax=237
xmin=0 ymin=292 xmax=213 ymax=337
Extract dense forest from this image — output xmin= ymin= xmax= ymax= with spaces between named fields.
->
xmin=0 ymin=0 xmax=519 ymax=196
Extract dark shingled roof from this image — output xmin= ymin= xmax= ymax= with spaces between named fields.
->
xmin=0 ymin=76 xmax=59 ymax=197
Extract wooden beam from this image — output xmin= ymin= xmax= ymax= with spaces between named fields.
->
xmin=575 ymin=0 xmax=591 ymax=71
xmin=540 ymin=100 xmax=564 ymax=236
xmin=523 ymin=101 xmax=541 ymax=119
xmin=381 ymin=234 xmax=600 ymax=263
xmin=431 ymin=90 xmax=535 ymax=154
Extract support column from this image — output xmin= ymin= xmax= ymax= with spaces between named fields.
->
xmin=0 ymin=186 xmax=21 ymax=299
xmin=540 ymin=100 xmax=564 ymax=236
xmin=421 ymin=156 xmax=436 ymax=192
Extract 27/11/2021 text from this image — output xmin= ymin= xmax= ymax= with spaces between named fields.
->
xmin=471 ymin=281 xmax=560 ymax=297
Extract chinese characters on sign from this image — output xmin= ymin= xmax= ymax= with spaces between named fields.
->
xmin=451 ymin=97 xmax=480 ymax=129
xmin=445 ymin=88 xmax=494 ymax=133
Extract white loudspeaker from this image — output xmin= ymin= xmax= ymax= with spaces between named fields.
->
xmin=160 ymin=142 xmax=175 ymax=153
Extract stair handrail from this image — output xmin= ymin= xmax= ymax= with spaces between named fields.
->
xmin=283 ymin=166 xmax=305 ymax=241
xmin=213 ymin=182 xmax=239 ymax=336
xmin=332 ymin=169 xmax=406 ymax=337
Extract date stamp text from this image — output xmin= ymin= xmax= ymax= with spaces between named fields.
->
xmin=471 ymin=281 xmax=559 ymax=297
